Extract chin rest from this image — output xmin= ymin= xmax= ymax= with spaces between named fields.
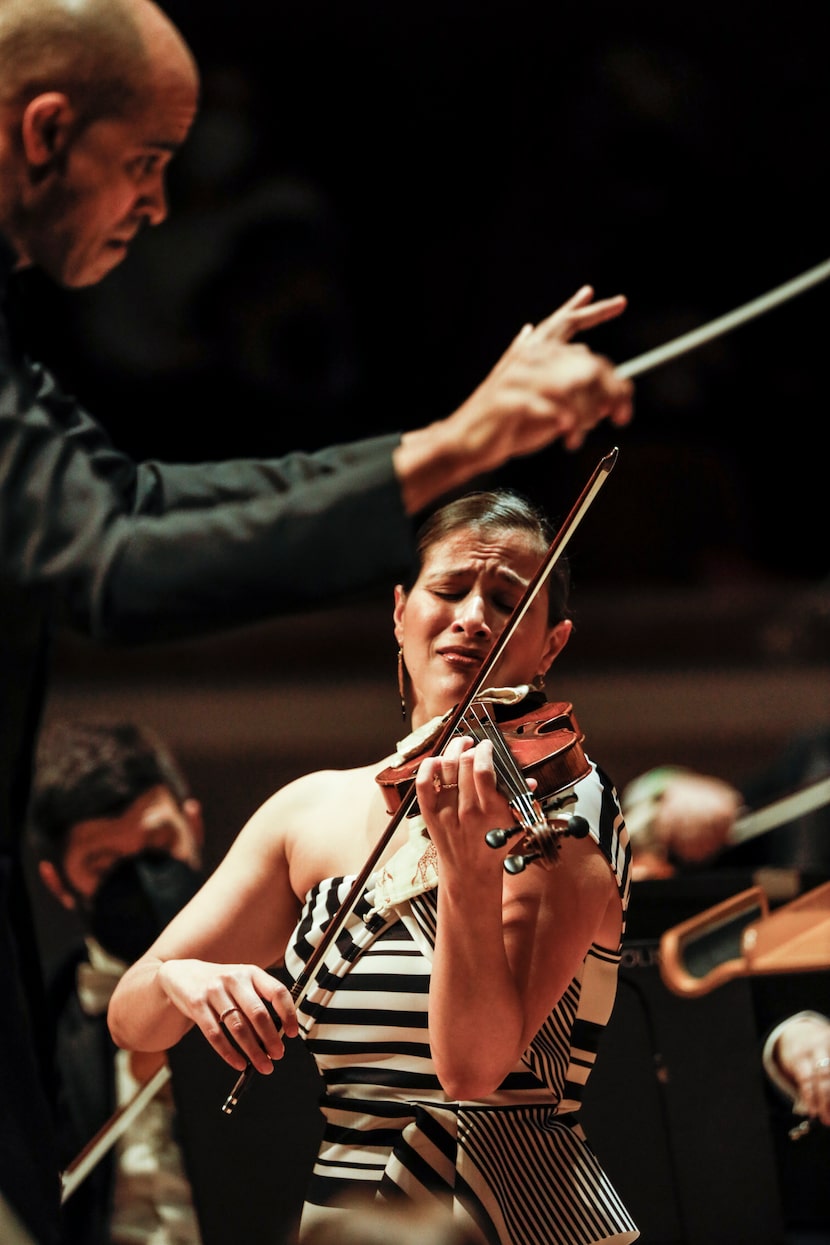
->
xmin=659 ymin=879 xmax=830 ymax=997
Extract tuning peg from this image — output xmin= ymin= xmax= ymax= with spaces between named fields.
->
xmin=533 ymin=813 xmax=589 ymax=843
xmin=504 ymin=850 xmax=534 ymax=874
xmin=485 ymin=827 xmax=520 ymax=849
xmin=564 ymin=814 xmax=589 ymax=839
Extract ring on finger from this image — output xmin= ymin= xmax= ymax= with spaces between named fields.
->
xmin=815 ymin=1056 xmax=830 ymax=1071
xmin=432 ymin=774 xmax=458 ymax=794
xmin=219 ymin=1006 xmax=241 ymax=1024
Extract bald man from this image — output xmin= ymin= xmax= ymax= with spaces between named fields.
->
xmin=0 ymin=1 xmax=632 ymax=1239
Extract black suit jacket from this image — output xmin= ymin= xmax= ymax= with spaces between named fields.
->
xmin=1 ymin=239 xmax=415 ymax=1243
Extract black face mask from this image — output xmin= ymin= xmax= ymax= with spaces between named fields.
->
xmin=87 ymin=849 xmax=202 ymax=964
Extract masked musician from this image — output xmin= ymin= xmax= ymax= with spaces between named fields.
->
xmin=28 ymin=720 xmax=206 ymax=1245
xmin=109 ymin=489 xmax=638 ymax=1245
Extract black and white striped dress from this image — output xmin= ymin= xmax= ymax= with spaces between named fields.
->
xmin=284 ymin=759 xmax=639 ymax=1245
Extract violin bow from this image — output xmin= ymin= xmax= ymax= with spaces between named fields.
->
xmin=61 ymin=1063 xmax=171 ymax=1203
xmin=60 ymin=253 xmax=830 ymax=1188
xmin=222 ymin=443 xmax=619 ymax=1112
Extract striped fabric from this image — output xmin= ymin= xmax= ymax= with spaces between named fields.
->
xmin=284 ymin=758 xmax=639 ymax=1244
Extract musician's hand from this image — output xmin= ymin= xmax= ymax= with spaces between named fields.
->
xmin=774 ymin=1014 xmax=830 ymax=1127
xmin=448 ymin=285 xmax=632 ymax=455
xmin=416 ymin=736 xmax=514 ymax=880
xmin=651 ymin=773 xmax=741 ymax=864
xmin=156 ymin=958 xmax=298 ymax=1073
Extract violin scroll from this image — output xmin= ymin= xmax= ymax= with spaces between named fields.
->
xmin=503 ymin=813 xmax=590 ymax=874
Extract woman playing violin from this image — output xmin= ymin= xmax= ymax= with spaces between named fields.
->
xmin=108 ymin=490 xmax=638 ymax=1245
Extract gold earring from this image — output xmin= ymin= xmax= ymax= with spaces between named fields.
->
xmin=397 ymin=647 xmax=407 ymax=719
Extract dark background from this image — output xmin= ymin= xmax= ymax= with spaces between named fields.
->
xmin=19 ymin=0 xmax=830 ymax=592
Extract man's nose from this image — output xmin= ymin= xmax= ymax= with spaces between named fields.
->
xmin=138 ymin=177 xmax=168 ymax=227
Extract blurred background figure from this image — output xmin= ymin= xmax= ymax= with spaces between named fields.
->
xmin=28 ymin=720 xmax=206 ymax=1245
xmin=622 ymin=730 xmax=830 ymax=1244
xmin=623 ymin=723 xmax=830 ymax=881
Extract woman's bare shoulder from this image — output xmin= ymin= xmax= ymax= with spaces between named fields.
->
xmin=273 ymin=756 xmax=393 ymax=811
xmin=245 ymin=755 xmax=397 ymax=845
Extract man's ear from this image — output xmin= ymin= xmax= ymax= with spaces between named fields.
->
xmin=21 ymin=92 xmax=76 ymax=168
xmin=38 ymin=859 xmax=78 ymax=911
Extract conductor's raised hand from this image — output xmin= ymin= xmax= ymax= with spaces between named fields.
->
xmin=534 ymin=284 xmax=630 ymax=344
xmin=394 ymin=285 xmax=633 ymax=514
xmin=482 ymin=284 xmax=633 ymax=453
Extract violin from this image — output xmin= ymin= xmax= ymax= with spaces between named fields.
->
xmin=375 ymin=696 xmax=592 ymax=873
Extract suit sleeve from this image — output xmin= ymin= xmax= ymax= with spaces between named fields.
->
xmin=1 ymin=357 xmax=414 ymax=643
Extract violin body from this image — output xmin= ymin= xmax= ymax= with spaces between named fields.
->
xmin=375 ymin=700 xmax=591 ymax=815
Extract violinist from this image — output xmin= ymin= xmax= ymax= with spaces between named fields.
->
xmin=108 ymin=489 xmax=638 ymax=1245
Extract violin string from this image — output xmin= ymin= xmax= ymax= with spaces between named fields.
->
xmin=459 ymin=705 xmax=539 ymax=828
xmin=451 ymin=718 xmax=496 ymax=784
xmin=458 ymin=707 xmax=521 ymax=794
xmin=476 ymin=708 xmax=532 ymax=796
